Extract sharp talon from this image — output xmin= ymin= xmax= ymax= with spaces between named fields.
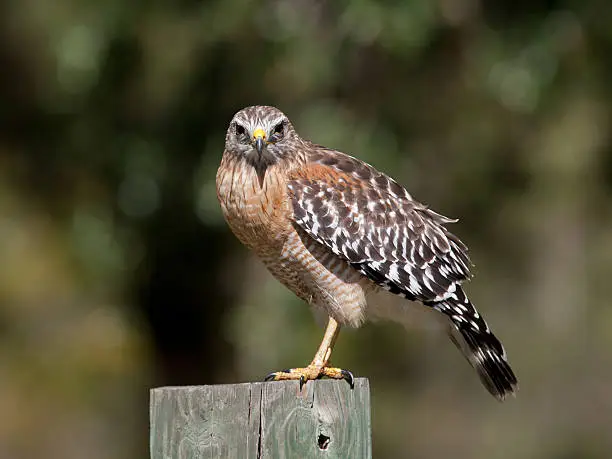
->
xmin=299 ymin=375 xmax=306 ymax=390
xmin=264 ymin=372 xmax=277 ymax=382
xmin=341 ymin=369 xmax=355 ymax=389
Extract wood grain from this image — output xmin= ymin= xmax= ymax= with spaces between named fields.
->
xmin=150 ymin=378 xmax=371 ymax=458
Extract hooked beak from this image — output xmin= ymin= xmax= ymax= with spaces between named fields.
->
xmin=252 ymin=128 xmax=266 ymax=155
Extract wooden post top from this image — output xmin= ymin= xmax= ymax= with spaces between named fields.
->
xmin=150 ymin=378 xmax=371 ymax=459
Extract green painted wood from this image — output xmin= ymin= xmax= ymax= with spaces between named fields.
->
xmin=150 ymin=378 xmax=371 ymax=459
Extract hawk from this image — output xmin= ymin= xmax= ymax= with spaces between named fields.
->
xmin=216 ymin=105 xmax=518 ymax=400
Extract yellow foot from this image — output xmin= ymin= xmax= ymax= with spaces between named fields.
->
xmin=264 ymin=365 xmax=354 ymax=389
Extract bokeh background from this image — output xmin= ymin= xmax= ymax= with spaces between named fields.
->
xmin=1 ymin=0 xmax=612 ymax=458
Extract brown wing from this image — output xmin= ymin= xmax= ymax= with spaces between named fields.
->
xmin=287 ymin=147 xmax=518 ymax=400
xmin=287 ymin=148 xmax=472 ymax=303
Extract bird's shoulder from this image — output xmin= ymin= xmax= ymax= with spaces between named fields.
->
xmin=288 ymin=142 xmax=414 ymax=203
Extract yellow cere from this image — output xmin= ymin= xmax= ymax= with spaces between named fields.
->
xmin=252 ymin=128 xmax=266 ymax=140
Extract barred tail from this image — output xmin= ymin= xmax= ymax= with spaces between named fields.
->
xmin=431 ymin=286 xmax=518 ymax=401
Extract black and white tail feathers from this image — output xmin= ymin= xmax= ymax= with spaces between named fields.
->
xmin=428 ymin=286 xmax=518 ymax=401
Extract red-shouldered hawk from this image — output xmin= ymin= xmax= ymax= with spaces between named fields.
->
xmin=216 ymin=105 xmax=518 ymax=400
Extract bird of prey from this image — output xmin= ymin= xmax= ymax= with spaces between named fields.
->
xmin=216 ymin=105 xmax=518 ymax=400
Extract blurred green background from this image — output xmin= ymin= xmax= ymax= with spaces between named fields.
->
xmin=1 ymin=0 xmax=612 ymax=458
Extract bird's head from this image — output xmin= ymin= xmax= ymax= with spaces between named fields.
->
xmin=225 ymin=105 xmax=300 ymax=167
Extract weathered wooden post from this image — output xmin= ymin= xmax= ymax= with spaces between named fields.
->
xmin=150 ymin=378 xmax=371 ymax=458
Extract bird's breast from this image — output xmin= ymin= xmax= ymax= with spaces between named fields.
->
xmin=216 ymin=154 xmax=372 ymax=326
xmin=216 ymin=157 xmax=293 ymax=255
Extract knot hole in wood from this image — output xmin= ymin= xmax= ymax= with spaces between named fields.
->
xmin=317 ymin=433 xmax=331 ymax=450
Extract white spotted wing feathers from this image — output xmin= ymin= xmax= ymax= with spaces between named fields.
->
xmin=288 ymin=148 xmax=518 ymax=400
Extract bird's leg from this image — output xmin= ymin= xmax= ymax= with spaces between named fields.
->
xmin=264 ymin=317 xmax=354 ymax=389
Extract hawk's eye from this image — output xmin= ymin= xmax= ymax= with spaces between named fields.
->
xmin=235 ymin=124 xmax=247 ymax=136
xmin=273 ymin=122 xmax=284 ymax=136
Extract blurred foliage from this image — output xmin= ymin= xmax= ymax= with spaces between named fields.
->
xmin=1 ymin=0 xmax=612 ymax=458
